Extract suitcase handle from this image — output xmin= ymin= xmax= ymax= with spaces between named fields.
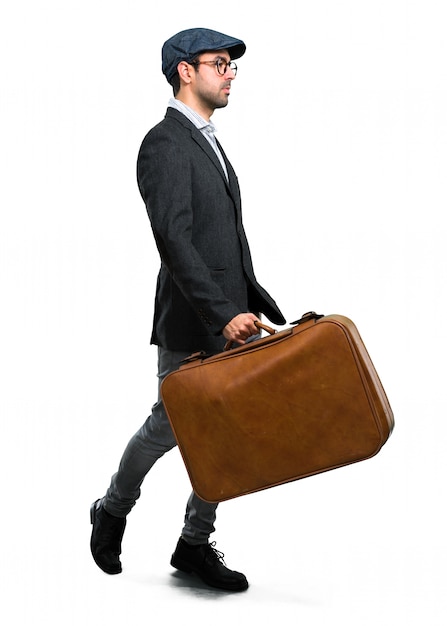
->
xmin=223 ymin=314 xmax=324 ymax=351
xmin=255 ymin=320 xmax=276 ymax=335
xmin=223 ymin=320 xmax=276 ymax=351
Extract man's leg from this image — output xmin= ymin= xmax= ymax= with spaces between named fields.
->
xmin=91 ymin=347 xmax=190 ymax=573
xmin=103 ymin=347 xmax=189 ymax=515
xmin=182 ymin=491 xmax=218 ymax=545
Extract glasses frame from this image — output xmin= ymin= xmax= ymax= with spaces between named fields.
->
xmin=191 ymin=57 xmax=238 ymax=76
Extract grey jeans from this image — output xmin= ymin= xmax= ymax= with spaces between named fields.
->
xmin=103 ymin=346 xmax=218 ymax=545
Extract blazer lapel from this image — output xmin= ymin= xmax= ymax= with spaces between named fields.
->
xmin=215 ymin=137 xmax=240 ymax=202
xmin=191 ymin=127 xmax=231 ymax=189
xmin=165 ymin=107 xmax=237 ymax=200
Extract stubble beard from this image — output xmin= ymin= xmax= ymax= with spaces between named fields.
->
xmin=198 ymin=81 xmax=231 ymax=113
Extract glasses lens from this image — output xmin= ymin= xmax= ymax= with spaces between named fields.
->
xmin=216 ymin=59 xmax=226 ymax=75
xmin=216 ymin=60 xmax=237 ymax=75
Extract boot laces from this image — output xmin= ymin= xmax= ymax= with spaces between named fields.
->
xmin=206 ymin=541 xmax=226 ymax=565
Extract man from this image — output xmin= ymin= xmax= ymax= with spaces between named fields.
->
xmin=90 ymin=27 xmax=286 ymax=592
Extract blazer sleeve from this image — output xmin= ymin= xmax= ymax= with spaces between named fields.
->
xmin=137 ymin=125 xmax=241 ymax=335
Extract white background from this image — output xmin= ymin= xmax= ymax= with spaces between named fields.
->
xmin=1 ymin=1 xmax=446 ymax=624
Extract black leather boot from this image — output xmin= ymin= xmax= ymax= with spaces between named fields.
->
xmin=90 ymin=499 xmax=126 ymax=574
xmin=170 ymin=538 xmax=249 ymax=591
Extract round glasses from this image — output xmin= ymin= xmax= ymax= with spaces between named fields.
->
xmin=192 ymin=57 xmax=238 ymax=76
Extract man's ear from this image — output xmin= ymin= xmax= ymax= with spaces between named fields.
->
xmin=177 ymin=61 xmax=193 ymax=85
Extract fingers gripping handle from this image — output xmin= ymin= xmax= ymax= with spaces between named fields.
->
xmin=224 ymin=320 xmax=276 ymax=351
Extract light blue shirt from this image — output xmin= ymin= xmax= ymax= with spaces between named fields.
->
xmin=168 ymin=97 xmax=229 ymax=181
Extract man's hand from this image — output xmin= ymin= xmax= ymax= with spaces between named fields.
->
xmin=222 ymin=313 xmax=260 ymax=346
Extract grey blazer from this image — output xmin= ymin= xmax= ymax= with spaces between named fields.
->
xmin=137 ymin=107 xmax=285 ymax=352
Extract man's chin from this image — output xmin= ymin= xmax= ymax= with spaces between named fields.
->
xmin=215 ymin=98 xmax=229 ymax=109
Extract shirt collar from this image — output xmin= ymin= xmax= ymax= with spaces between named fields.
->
xmin=168 ymin=97 xmax=217 ymax=135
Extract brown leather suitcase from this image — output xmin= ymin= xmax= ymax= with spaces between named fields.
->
xmin=161 ymin=312 xmax=394 ymax=503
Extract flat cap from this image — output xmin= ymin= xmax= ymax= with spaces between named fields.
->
xmin=162 ymin=27 xmax=246 ymax=84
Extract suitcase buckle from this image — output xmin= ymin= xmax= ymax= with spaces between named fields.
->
xmin=290 ymin=311 xmax=324 ymax=325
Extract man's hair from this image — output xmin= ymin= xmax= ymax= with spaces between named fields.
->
xmin=170 ymin=74 xmax=181 ymax=96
